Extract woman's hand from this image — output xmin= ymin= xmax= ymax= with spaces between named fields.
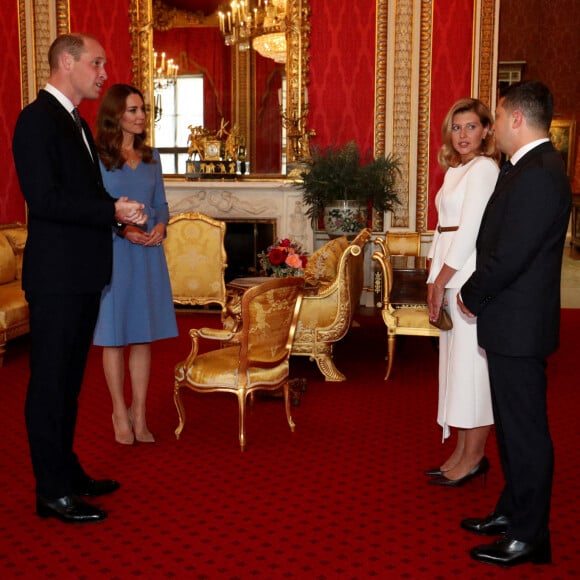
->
xmin=428 ymin=282 xmax=445 ymax=322
xmin=142 ymin=223 xmax=166 ymax=247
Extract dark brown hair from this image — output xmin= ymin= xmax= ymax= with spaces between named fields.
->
xmin=438 ymin=98 xmax=500 ymax=170
xmin=96 ymin=84 xmax=155 ymax=170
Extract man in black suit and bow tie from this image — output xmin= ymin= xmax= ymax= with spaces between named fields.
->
xmin=458 ymin=81 xmax=572 ymax=566
xmin=12 ymin=33 xmax=147 ymax=523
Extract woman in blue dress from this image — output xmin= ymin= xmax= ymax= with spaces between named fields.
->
xmin=93 ymin=84 xmax=177 ymax=445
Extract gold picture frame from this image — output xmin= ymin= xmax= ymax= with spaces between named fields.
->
xmin=549 ymin=119 xmax=577 ymax=180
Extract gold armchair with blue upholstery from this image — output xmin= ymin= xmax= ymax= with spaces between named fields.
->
xmin=174 ymin=277 xmax=304 ymax=451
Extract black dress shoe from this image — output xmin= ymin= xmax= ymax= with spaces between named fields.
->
xmin=470 ymin=533 xmax=551 ymax=567
xmin=429 ymin=456 xmax=489 ymax=487
xmin=461 ymin=512 xmax=509 ymax=535
xmin=73 ymin=478 xmax=120 ymax=497
xmin=37 ymin=495 xmax=107 ymax=524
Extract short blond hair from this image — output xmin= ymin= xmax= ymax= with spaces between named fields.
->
xmin=48 ymin=33 xmax=97 ymax=72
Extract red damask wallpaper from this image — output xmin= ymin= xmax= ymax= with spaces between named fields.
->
xmin=308 ymin=0 xmax=377 ymax=158
xmin=427 ymin=0 xmax=474 ymax=229
xmin=0 ymin=1 xmax=26 ymax=223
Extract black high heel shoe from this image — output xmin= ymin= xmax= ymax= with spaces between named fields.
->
xmin=424 ymin=466 xmax=448 ymax=477
xmin=428 ymin=456 xmax=489 ymax=487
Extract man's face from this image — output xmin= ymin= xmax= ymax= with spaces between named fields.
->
xmin=69 ymin=38 xmax=108 ymax=102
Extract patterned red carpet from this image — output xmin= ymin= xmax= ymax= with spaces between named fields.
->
xmin=1 ymin=309 xmax=579 ymax=578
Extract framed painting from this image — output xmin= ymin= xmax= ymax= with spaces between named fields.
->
xmin=549 ymin=119 xmax=577 ymax=179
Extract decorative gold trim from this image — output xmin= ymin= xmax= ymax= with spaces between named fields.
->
xmin=373 ymin=0 xmax=387 ymax=159
xmin=476 ymin=0 xmax=497 ymax=108
xmin=18 ymin=0 xmax=70 ymax=108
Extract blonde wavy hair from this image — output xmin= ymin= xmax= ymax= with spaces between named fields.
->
xmin=438 ymin=98 xmax=500 ymax=170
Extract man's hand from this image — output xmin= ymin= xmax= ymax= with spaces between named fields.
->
xmin=114 ymin=196 xmax=147 ymax=226
xmin=457 ymin=292 xmax=476 ymax=318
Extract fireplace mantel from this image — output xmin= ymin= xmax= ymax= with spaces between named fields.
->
xmin=163 ymin=178 xmax=314 ymax=252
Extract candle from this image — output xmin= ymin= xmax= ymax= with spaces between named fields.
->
xmin=161 ymin=52 xmax=166 ymax=70
xmin=153 ymin=51 xmax=157 ymax=70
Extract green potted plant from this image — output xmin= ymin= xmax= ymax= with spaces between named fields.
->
xmin=298 ymin=141 xmax=401 ymax=237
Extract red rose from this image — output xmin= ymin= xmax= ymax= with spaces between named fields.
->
xmin=279 ymin=238 xmax=291 ymax=247
xmin=269 ymin=248 xmax=287 ymax=265
xmin=300 ymin=255 xmax=308 ymax=267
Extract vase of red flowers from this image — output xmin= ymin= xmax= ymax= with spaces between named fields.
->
xmin=258 ymin=238 xmax=308 ymax=277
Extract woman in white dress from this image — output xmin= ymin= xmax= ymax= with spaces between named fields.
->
xmin=426 ymin=98 xmax=500 ymax=486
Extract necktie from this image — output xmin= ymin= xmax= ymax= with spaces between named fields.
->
xmin=498 ymin=160 xmax=512 ymax=179
xmin=71 ymin=108 xmax=83 ymax=134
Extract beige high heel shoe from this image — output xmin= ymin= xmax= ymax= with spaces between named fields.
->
xmin=128 ymin=408 xmax=155 ymax=443
xmin=112 ymin=414 xmax=135 ymax=445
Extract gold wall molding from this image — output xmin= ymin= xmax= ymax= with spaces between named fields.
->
xmin=19 ymin=0 xmax=70 ymax=107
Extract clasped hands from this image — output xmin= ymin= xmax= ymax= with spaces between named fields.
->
xmin=114 ymin=198 xmax=165 ymax=247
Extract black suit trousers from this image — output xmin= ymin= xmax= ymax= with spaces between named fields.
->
xmin=486 ymin=351 xmax=553 ymax=542
xmin=25 ymin=292 xmax=101 ymax=498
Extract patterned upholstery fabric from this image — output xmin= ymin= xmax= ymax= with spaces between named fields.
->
xmin=304 ymin=236 xmax=348 ymax=287
xmin=164 ymin=212 xmax=227 ymax=313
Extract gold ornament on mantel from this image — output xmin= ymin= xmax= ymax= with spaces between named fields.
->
xmin=185 ymin=121 xmax=243 ymax=178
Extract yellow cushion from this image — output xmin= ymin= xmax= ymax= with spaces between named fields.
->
xmin=0 ymin=235 xmax=16 ymax=285
xmin=0 ymin=284 xmax=28 ymax=329
xmin=1 ymin=228 xmax=27 ymax=280
xmin=304 ymin=236 xmax=348 ymax=285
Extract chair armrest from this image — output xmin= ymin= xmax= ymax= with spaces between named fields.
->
xmin=196 ymin=327 xmax=237 ymax=341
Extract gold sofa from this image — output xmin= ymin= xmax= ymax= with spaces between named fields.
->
xmin=0 ymin=223 xmax=29 ymax=365
xmin=291 ymin=228 xmax=372 ymax=381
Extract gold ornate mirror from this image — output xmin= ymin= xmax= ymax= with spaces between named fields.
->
xmin=129 ymin=0 xmax=311 ymax=176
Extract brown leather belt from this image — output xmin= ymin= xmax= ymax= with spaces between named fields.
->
xmin=437 ymin=225 xmax=459 ymax=233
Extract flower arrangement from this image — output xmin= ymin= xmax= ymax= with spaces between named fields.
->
xmin=258 ymin=238 xmax=308 ymax=278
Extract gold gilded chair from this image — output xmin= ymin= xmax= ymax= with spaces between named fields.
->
xmin=379 ymin=231 xmax=421 ymax=256
xmin=174 ymin=277 xmax=304 ymax=451
xmin=164 ymin=212 xmax=228 ymax=316
xmin=372 ymin=244 xmax=439 ymax=381
xmin=291 ymin=228 xmax=371 ymax=381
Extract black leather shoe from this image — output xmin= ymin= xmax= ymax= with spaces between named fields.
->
xmin=461 ymin=512 xmax=509 ymax=535
xmin=36 ymin=495 xmax=107 ymax=523
xmin=73 ymin=478 xmax=120 ymax=497
xmin=429 ymin=457 xmax=489 ymax=487
xmin=470 ymin=533 xmax=551 ymax=567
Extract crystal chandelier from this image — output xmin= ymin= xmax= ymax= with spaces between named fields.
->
xmin=218 ymin=0 xmax=287 ymax=63
xmin=153 ymin=50 xmax=178 ymax=91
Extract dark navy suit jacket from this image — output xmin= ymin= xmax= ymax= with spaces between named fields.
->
xmin=461 ymin=141 xmax=571 ymax=358
xmin=12 ymin=89 xmax=116 ymax=295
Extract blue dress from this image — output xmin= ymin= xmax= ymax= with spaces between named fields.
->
xmin=93 ymin=149 xmax=178 ymax=346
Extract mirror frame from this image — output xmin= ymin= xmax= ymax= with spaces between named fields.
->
xmin=129 ymin=0 xmax=311 ymax=175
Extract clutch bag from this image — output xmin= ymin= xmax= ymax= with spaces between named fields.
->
xmin=430 ymin=307 xmax=453 ymax=331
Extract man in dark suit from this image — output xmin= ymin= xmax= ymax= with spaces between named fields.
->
xmin=458 ymin=81 xmax=572 ymax=566
xmin=12 ymin=33 xmax=146 ymax=523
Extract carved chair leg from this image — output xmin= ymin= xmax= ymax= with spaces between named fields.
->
xmin=173 ymin=384 xmax=186 ymax=439
xmin=238 ymin=391 xmax=247 ymax=452
xmin=314 ymin=353 xmax=346 ymax=382
xmin=283 ymin=381 xmax=296 ymax=432
xmin=384 ymin=333 xmax=396 ymax=381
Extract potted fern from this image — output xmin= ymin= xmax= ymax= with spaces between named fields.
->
xmin=298 ymin=141 xmax=401 ymax=237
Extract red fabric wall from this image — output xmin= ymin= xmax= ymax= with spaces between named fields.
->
xmin=308 ymin=0 xmax=377 ymax=158
xmin=0 ymin=1 xmax=27 ymax=223
xmin=427 ymin=0 xmax=474 ymax=229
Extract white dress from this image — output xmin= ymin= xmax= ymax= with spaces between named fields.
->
xmin=427 ymin=156 xmax=499 ymax=440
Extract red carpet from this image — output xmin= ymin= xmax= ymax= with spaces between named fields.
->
xmin=0 ymin=309 xmax=579 ymax=578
